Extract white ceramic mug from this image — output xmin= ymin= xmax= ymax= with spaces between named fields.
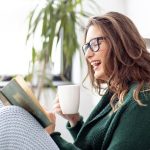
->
xmin=57 ymin=85 xmax=80 ymax=114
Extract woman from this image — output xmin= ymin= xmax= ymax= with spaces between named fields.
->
xmin=47 ymin=11 xmax=150 ymax=150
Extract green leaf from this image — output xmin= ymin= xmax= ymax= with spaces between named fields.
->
xmin=26 ymin=6 xmax=37 ymax=43
xmin=26 ymin=0 xmax=99 ymax=92
xmin=32 ymin=47 xmax=36 ymax=64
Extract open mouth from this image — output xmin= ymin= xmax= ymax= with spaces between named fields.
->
xmin=91 ymin=60 xmax=101 ymax=71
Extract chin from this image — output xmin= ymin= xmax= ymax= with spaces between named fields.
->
xmin=94 ymin=73 xmax=103 ymax=80
xmin=94 ymin=72 xmax=107 ymax=81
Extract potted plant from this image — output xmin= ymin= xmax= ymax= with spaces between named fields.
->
xmin=26 ymin=0 xmax=98 ymax=98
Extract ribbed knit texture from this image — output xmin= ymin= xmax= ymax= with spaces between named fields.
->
xmin=0 ymin=105 xmax=59 ymax=150
xmin=0 ymin=100 xmax=3 ymax=108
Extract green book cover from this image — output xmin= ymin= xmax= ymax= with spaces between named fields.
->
xmin=0 ymin=76 xmax=52 ymax=128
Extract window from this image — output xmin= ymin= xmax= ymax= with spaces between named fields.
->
xmin=0 ymin=0 xmax=35 ymax=75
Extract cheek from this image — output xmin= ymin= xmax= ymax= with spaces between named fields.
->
xmin=100 ymin=41 xmax=109 ymax=56
xmin=101 ymin=47 xmax=109 ymax=66
xmin=99 ymin=51 xmax=107 ymax=65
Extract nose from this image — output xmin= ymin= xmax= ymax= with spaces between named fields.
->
xmin=85 ymin=47 xmax=94 ymax=59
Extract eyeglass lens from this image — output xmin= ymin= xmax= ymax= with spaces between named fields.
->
xmin=82 ymin=37 xmax=105 ymax=54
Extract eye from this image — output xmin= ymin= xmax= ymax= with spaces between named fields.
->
xmin=89 ymin=39 xmax=98 ymax=48
xmin=90 ymin=39 xmax=97 ymax=46
xmin=91 ymin=44 xmax=98 ymax=50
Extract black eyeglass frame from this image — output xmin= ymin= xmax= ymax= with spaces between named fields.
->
xmin=82 ymin=36 xmax=107 ymax=54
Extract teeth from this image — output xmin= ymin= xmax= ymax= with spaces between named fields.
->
xmin=91 ymin=60 xmax=101 ymax=66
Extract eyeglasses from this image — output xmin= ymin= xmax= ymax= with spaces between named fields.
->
xmin=82 ymin=36 xmax=106 ymax=54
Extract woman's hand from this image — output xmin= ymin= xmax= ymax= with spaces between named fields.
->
xmin=52 ymin=95 xmax=81 ymax=127
xmin=45 ymin=112 xmax=56 ymax=134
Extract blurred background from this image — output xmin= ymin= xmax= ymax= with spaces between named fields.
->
xmin=0 ymin=0 xmax=150 ymax=142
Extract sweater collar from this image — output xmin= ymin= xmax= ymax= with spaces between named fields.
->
xmin=84 ymin=90 xmax=113 ymax=126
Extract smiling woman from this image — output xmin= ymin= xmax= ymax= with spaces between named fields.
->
xmin=84 ymin=25 xmax=109 ymax=81
xmin=45 ymin=12 xmax=150 ymax=150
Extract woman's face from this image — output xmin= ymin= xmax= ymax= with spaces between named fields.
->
xmin=84 ymin=25 xmax=109 ymax=81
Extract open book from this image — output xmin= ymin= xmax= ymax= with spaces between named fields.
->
xmin=0 ymin=76 xmax=52 ymax=128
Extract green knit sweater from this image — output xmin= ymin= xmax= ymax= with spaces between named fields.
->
xmin=51 ymin=84 xmax=150 ymax=150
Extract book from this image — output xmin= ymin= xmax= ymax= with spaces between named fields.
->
xmin=0 ymin=76 xmax=52 ymax=128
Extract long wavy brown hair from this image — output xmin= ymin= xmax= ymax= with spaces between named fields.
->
xmin=83 ymin=12 xmax=150 ymax=111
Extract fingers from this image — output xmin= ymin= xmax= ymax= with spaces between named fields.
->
xmin=45 ymin=113 xmax=56 ymax=134
xmin=54 ymin=94 xmax=59 ymax=103
xmin=48 ymin=112 xmax=56 ymax=122
xmin=52 ymin=102 xmax=60 ymax=110
xmin=46 ymin=111 xmax=56 ymax=122
xmin=52 ymin=95 xmax=63 ymax=115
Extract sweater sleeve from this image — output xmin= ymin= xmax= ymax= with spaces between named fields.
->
xmin=66 ymin=116 xmax=84 ymax=140
xmin=50 ymin=117 xmax=84 ymax=150
xmin=50 ymin=132 xmax=81 ymax=150
xmin=108 ymin=92 xmax=150 ymax=150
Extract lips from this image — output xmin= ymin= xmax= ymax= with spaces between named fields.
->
xmin=91 ymin=60 xmax=101 ymax=71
